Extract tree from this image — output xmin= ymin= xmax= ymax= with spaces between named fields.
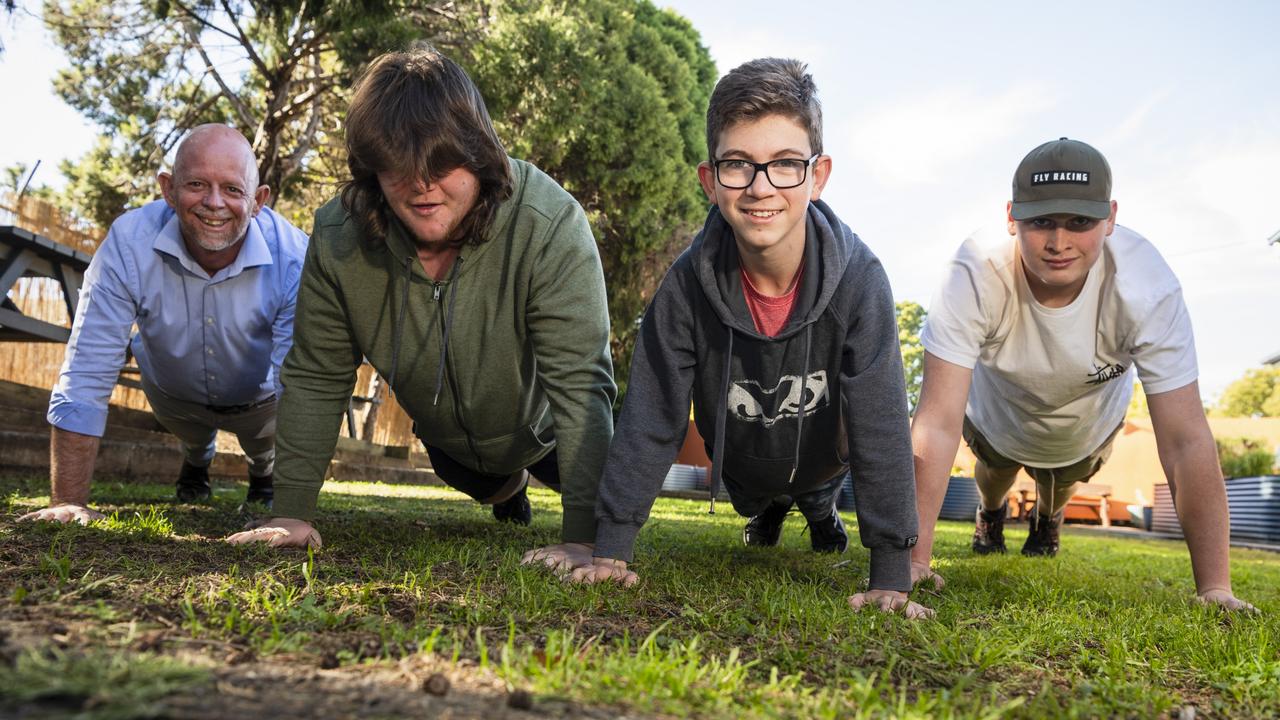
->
xmin=43 ymin=0 xmax=469 ymax=230
xmin=1214 ymin=366 xmax=1280 ymax=417
xmin=464 ymin=0 xmax=716 ymax=399
xmin=44 ymin=0 xmax=717 ymax=401
xmin=896 ymin=300 xmax=925 ymax=414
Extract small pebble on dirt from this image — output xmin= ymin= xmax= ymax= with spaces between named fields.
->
xmin=224 ymin=649 xmax=255 ymax=666
xmin=130 ymin=630 xmax=165 ymax=652
xmin=507 ymin=688 xmax=534 ymax=710
xmin=422 ymin=672 xmax=450 ymax=696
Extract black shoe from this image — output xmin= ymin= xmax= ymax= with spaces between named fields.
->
xmin=1022 ymin=511 xmax=1063 ymax=557
xmin=492 ymin=485 xmax=532 ymax=526
xmin=807 ymin=511 xmax=849 ymax=554
xmin=743 ymin=500 xmax=791 ymax=547
xmin=972 ymin=503 xmax=1008 ymax=555
xmin=175 ymin=462 xmax=212 ymax=502
xmin=245 ymin=473 xmax=273 ymax=509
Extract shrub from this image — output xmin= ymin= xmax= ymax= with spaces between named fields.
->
xmin=1215 ymin=436 xmax=1278 ymax=478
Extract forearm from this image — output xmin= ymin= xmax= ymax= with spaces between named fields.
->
xmin=49 ymin=427 xmax=101 ymax=505
xmin=1167 ymin=440 xmax=1233 ymax=593
xmin=910 ymin=423 xmax=960 ymax=565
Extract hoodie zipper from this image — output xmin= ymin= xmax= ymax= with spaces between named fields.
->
xmin=432 ymin=275 xmax=482 ymax=472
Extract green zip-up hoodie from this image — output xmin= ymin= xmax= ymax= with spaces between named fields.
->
xmin=272 ymin=158 xmax=616 ymax=543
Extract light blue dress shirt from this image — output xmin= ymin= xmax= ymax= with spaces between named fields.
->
xmin=48 ymin=200 xmax=308 ymax=437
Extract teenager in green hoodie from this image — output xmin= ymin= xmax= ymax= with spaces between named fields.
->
xmin=226 ymin=47 xmax=615 ymax=570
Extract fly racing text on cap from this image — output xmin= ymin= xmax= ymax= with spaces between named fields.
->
xmin=1010 ymin=137 xmax=1113 ymax=220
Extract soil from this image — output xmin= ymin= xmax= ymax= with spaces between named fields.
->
xmin=0 ymin=615 xmax=650 ymax=719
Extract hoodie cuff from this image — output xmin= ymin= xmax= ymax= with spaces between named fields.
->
xmin=868 ymin=546 xmax=912 ymax=592
xmin=591 ymin=519 xmax=641 ymax=563
xmin=271 ymin=486 xmax=319 ymax=523
xmin=561 ymin=505 xmax=598 ymax=545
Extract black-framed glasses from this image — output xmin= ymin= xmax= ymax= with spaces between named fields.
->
xmin=713 ymin=154 xmax=818 ymax=189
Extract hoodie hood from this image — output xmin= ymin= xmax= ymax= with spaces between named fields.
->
xmin=692 ymin=198 xmax=856 ymax=341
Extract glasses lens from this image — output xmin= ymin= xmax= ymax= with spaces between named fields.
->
xmin=717 ymin=160 xmax=756 ymax=188
xmin=765 ymin=159 xmax=807 ymax=188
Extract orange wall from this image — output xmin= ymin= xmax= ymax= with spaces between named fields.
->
xmin=952 ymin=417 xmax=1280 ymax=507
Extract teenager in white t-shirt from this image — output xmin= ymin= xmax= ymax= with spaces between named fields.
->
xmin=909 ymin=138 xmax=1255 ymax=612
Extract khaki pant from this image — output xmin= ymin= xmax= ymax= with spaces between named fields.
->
xmin=962 ymin=416 xmax=1121 ymax=517
xmin=141 ymin=375 xmax=276 ymax=478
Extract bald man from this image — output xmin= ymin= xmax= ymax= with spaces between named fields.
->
xmin=20 ymin=125 xmax=308 ymax=523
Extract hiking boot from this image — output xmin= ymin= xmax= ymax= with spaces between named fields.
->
xmin=492 ymin=485 xmax=532 ymax=526
xmin=807 ymin=511 xmax=849 ymax=554
xmin=1021 ymin=511 xmax=1063 ymax=557
xmin=743 ymin=499 xmax=791 ymax=547
xmin=972 ymin=502 xmax=1008 ymax=555
xmin=175 ymin=462 xmax=212 ymax=502
xmin=245 ymin=473 xmax=274 ymax=510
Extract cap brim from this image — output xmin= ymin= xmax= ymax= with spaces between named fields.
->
xmin=1010 ymin=199 xmax=1112 ymax=220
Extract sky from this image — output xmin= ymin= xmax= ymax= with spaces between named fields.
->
xmin=2 ymin=1 xmax=1278 ymax=400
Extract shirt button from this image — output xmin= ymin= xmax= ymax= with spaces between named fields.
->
xmin=205 ymin=317 xmax=214 ymax=325
xmin=206 ymin=348 xmax=215 ymax=356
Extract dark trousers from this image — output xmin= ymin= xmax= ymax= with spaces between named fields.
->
xmin=723 ymin=471 xmax=844 ymax=521
xmin=423 ymin=444 xmax=561 ymax=502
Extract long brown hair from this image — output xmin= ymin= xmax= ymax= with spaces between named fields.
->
xmin=342 ymin=45 xmax=513 ymax=247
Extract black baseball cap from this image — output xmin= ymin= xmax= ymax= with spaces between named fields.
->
xmin=1010 ymin=138 xmax=1113 ymax=220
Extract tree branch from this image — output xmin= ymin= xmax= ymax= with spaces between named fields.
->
xmin=183 ymin=21 xmax=255 ymax=129
xmin=217 ymin=0 xmax=271 ymax=78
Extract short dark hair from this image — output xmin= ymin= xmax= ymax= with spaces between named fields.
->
xmin=705 ymin=58 xmax=823 ymax=161
xmin=342 ymin=45 xmax=513 ymax=247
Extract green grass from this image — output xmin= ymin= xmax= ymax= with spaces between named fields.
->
xmin=1 ymin=472 xmax=1277 ymax=718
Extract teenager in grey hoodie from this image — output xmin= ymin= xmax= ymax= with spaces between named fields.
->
xmin=572 ymin=58 xmax=929 ymax=619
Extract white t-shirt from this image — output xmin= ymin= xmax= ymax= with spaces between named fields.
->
xmin=921 ymin=224 xmax=1198 ymax=467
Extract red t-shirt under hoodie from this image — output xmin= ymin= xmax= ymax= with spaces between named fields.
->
xmin=741 ymin=263 xmax=804 ymax=337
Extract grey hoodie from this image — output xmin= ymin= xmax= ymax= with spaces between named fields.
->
xmin=593 ymin=200 xmax=919 ymax=591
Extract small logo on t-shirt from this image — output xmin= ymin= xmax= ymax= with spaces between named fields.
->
xmin=1031 ymin=171 xmax=1090 ymax=185
xmin=1086 ymin=362 xmax=1127 ymax=385
xmin=728 ymin=371 xmax=829 ymax=427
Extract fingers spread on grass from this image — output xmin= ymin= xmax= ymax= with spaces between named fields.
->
xmin=17 ymin=505 xmax=104 ymax=525
xmin=849 ymin=590 xmax=933 ymax=620
xmin=225 ymin=518 xmax=321 ymax=548
xmin=568 ymin=560 xmax=637 ymax=587
xmin=911 ymin=561 xmax=945 ymax=592
xmin=1197 ymin=588 xmax=1260 ymax=614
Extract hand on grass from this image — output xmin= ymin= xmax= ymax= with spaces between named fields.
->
xmin=225 ymin=517 xmax=322 ymax=548
xmin=911 ymin=560 xmax=945 ymax=591
xmin=568 ymin=557 xmax=639 ymax=587
xmin=18 ymin=503 xmax=105 ymax=525
xmin=848 ymin=589 xmax=935 ymax=620
xmin=520 ymin=542 xmax=595 ymax=575
xmin=1197 ymin=587 xmax=1259 ymax=614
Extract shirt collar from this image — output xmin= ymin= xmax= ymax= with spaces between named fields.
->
xmin=153 ymin=210 xmax=274 ymax=280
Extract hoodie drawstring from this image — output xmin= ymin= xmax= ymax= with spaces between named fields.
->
xmin=432 ymin=256 xmax=464 ymax=406
xmin=707 ymin=324 xmax=814 ymax=513
xmin=708 ymin=326 xmax=734 ymax=514
xmin=789 ymin=325 xmax=813 ymax=486
xmin=387 ymin=257 xmax=414 ymax=392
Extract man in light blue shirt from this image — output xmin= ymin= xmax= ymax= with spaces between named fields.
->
xmin=19 ymin=124 xmax=308 ymax=524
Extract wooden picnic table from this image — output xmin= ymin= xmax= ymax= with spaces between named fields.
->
xmin=0 ymin=225 xmax=91 ymax=343
xmin=1012 ymin=479 xmax=1114 ymax=527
